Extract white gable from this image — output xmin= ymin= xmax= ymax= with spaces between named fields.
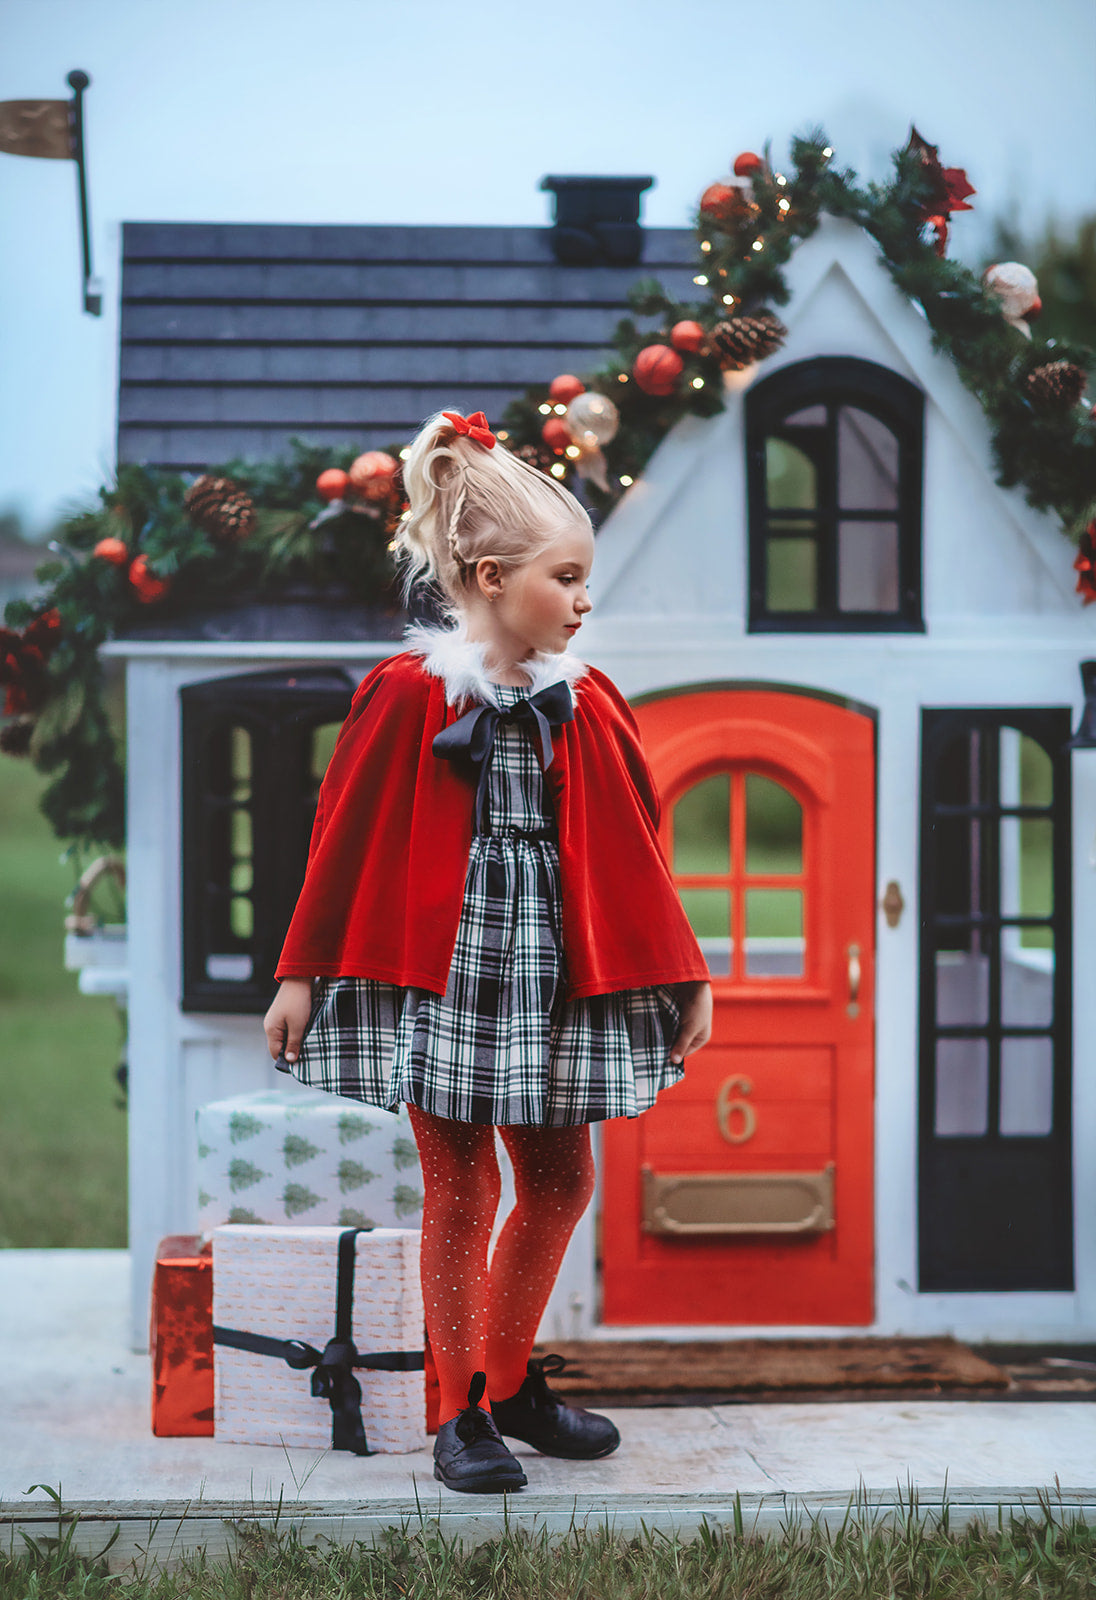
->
xmin=589 ymin=215 xmax=1086 ymax=639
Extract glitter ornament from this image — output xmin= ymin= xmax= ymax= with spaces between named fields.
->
xmin=633 ymin=344 xmax=683 ymax=396
xmin=564 ymin=390 xmax=620 ymax=447
xmin=348 ymin=452 xmax=399 ymax=501
xmin=316 ymin=468 xmax=350 ymax=502
xmin=671 ymin=320 xmax=707 ymax=354
xmin=541 ymin=417 xmax=572 ymax=453
xmin=548 ymin=374 xmax=585 ymax=405
xmin=93 ymin=536 xmax=129 ymax=565
xmin=983 ymin=262 xmax=1041 ymax=338
xmin=733 ymin=151 xmax=764 ymax=177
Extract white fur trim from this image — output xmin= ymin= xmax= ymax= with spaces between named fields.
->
xmin=404 ymin=616 xmax=588 ymax=708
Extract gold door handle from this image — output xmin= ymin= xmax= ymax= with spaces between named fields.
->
xmin=847 ymin=942 xmax=861 ymax=1018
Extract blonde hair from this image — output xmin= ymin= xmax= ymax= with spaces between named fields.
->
xmin=393 ymin=411 xmax=591 ymax=608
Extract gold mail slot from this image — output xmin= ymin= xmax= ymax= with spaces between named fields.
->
xmin=641 ymin=1163 xmax=835 ymax=1236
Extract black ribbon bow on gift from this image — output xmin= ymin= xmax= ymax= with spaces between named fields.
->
xmin=213 ymin=1227 xmax=424 ymax=1456
xmin=432 ymin=679 xmax=575 ymax=834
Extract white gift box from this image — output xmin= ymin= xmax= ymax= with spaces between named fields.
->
xmin=196 ymin=1087 xmax=423 ymax=1231
xmin=213 ymin=1224 xmax=426 ymax=1453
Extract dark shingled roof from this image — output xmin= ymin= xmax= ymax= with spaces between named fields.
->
xmin=118 ymin=222 xmax=697 ymax=471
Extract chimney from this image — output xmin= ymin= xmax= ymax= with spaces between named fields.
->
xmin=539 ymin=174 xmax=654 ymax=266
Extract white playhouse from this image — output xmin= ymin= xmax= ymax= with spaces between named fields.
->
xmin=97 ymin=213 xmax=1095 ymax=1350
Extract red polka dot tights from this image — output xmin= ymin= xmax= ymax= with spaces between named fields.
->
xmin=407 ymin=1105 xmax=595 ymax=1424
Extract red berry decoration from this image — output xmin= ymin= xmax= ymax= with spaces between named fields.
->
xmin=733 ymin=151 xmax=764 ymax=177
xmin=316 ymin=468 xmax=350 ymax=502
xmin=93 ymin=536 xmax=129 ymax=565
xmin=633 ymin=344 xmax=683 ymax=397
xmin=542 ymin=417 xmax=573 ymax=453
xmin=671 ymin=320 xmax=706 ymax=354
xmin=348 ymin=451 xmax=399 ymax=501
xmin=129 ymin=555 xmax=170 ymax=605
xmin=549 ymin=374 xmax=585 ymax=404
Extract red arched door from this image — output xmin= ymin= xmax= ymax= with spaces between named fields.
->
xmin=601 ymin=688 xmax=876 ymax=1325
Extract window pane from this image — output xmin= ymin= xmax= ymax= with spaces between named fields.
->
xmin=230 ymin=896 xmax=254 ymax=940
xmin=231 ymin=726 xmax=252 ymax=799
xmin=673 ymin=775 xmax=730 ymax=874
xmin=838 ymin=407 xmax=899 ymax=510
xmin=999 ymin=816 xmax=1053 ymax=919
xmin=1001 ymin=936 xmax=1054 ymax=1028
xmin=784 ymin=405 xmax=826 ymax=426
xmin=1019 ymin=732 xmax=1053 ymax=808
xmin=931 ymin=815 xmax=988 ymax=929
xmin=679 ymin=889 xmax=731 ymax=976
xmin=745 ymin=888 xmax=804 ymax=977
xmin=745 ymin=773 xmax=802 ymax=873
xmin=230 ymin=807 xmax=252 ymax=860
xmin=837 ymin=520 xmax=899 ymax=612
xmin=935 ymin=1038 xmax=988 ymax=1137
xmin=935 ymin=950 xmax=989 ymax=1027
xmin=765 ymin=438 xmax=817 ymax=509
xmin=1000 ymin=1036 xmax=1053 ymax=1136
xmin=766 ymin=536 xmax=817 ymax=611
xmin=312 ymin=721 xmax=341 ymax=784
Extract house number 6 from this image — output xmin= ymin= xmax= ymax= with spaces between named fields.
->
xmin=716 ymin=1076 xmax=757 ymax=1145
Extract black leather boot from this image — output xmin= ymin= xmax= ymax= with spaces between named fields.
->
xmin=433 ymin=1371 xmax=528 ymax=1494
xmin=491 ymin=1354 xmax=621 ymax=1460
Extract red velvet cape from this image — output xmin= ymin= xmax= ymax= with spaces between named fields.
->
xmin=276 ymin=652 xmax=709 ymax=1000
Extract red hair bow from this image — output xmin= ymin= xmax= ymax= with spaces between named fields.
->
xmin=442 ymin=410 xmax=496 ymax=449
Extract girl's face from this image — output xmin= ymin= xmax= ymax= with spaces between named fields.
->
xmin=482 ymin=522 xmax=594 ymax=659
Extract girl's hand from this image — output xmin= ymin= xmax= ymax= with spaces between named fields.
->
xmin=263 ymin=978 xmax=314 ymax=1065
xmin=670 ymin=981 xmax=713 ymax=1064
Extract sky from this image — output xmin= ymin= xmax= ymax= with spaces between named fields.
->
xmin=1 ymin=0 xmax=1094 ymax=539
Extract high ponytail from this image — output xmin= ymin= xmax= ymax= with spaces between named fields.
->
xmin=393 ymin=411 xmax=591 ymax=608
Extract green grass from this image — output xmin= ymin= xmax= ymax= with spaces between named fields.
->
xmin=0 ymin=754 xmax=126 ymax=1247
xmin=4 ymin=1502 xmax=1096 ymax=1598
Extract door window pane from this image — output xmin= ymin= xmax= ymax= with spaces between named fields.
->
xmin=837 ymin=520 xmax=899 ymax=612
xmin=999 ymin=816 xmax=1053 ymax=920
xmin=766 ymin=438 xmax=817 ymax=509
xmin=745 ymin=774 xmax=802 ymax=874
xmin=1019 ymin=732 xmax=1053 ymax=808
xmin=744 ymin=888 xmax=804 ymax=977
xmin=679 ymin=888 xmax=732 ymax=976
xmin=838 ymin=407 xmax=899 ymax=510
xmin=673 ymin=775 xmax=730 ymax=874
xmin=1000 ymin=1036 xmax=1053 ymax=1136
xmin=1001 ymin=936 xmax=1054 ymax=1028
xmin=311 ymin=721 xmax=342 ymax=784
xmin=766 ymin=537 xmax=817 ymax=611
xmin=934 ymin=1038 xmax=989 ymax=1136
xmin=935 ymin=950 xmax=989 ymax=1027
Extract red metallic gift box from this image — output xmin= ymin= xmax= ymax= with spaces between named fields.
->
xmin=150 ymin=1234 xmax=214 ymax=1437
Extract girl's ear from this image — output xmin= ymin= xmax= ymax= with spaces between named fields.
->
xmin=474 ymin=557 xmax=505 ymax=603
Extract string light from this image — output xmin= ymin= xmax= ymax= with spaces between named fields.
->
xmin=722 ymin=294 xmax=735 ymax=306
xmin=822 ymin=147 xmax=833 ymax=158
xmin=617 ymin=373 xmax=629 ymax=383
xmin=778 ymin=199 xmax=791 ymax=213
xmin=553 ymin=403 xmax=568 ymax=415
xmin=398 ymin=447 xmax=410 ymax=459
xmin=691 ymin=377 xmax=705 ymax=389
xmin=537 ymin=402 xmax=552 ymax=415
xmin=700 ymin=240 xmax=712 ymax=253
xmin=564 ymin=444 xmax=581 ymax=459
xmin=619 ymin=474 xmax=633 ymax=487
xmin=550 ymin=462 xmax=566 ymax=478
xmin=752 ymin=240 xmax=764 ymax=252
xmin=775 ymin=174 xmax=788 ymax=187
xmin=495 ymin=429 xmax=509 ymax=441
xmin=693 ymin=274 xmax=709 ymax=286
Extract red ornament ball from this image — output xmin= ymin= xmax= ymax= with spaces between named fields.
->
xmin=633 ymin=344 xmax=683 ymax=397
xmin=348 ymin=451 xmax=399 ymax=501
xmin=699 ymin=182 xmax=736 ymax=220
xmin=541 ymin=417 xmax=573 ymax=453
xmin=129 ymin=555 xmax=170 ymax=605
xmin=671 ymin=320 xmax=707 ymax=355
xmin=94 ymin=536 xmax=129 ymax=565
xmin=549 ymin=374 xmax=585 ymax=404
xmin=733 ymin=151 xmax=764 ymax=177
xmin=316 ymin=468 xmax=350 ymax=502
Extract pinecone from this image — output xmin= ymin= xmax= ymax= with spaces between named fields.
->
xmin=710 ymin=311 xmax=788 ymax=370
xmin=183 ymin=475 xmax=257 ymax=543
xmin=1023 ymin=361 xmax=1088 ymax=410
xmin=0 ymin=716 xmax=34 ymax=757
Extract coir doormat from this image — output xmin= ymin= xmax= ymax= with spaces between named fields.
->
xmin=531 ymin=1337 xmax=1010 ymax=1405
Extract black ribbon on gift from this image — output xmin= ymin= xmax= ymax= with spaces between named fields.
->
xmin=213 ymin=1227 xmax=424 ymax=1456
xmin=432 ymin=679 xmax=574 ymax=834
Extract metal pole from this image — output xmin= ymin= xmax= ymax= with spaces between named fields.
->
xmin=66 ymin=69 xmax=101 ymax=315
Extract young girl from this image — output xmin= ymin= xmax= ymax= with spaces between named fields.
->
xmin=264 ymin=408 xmax=712 ymax=1494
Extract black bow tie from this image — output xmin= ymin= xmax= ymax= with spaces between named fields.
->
xmin=432 ymin=679 xmax=575 ymax=833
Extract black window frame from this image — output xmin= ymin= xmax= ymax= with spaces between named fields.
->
xmin=181 ymin=666 xmax=354 ymax=1014
xmin=746 ymin=356 xmax=925 ymax=633
xmin=918 ymin=706 xmax=1074 ymax=1292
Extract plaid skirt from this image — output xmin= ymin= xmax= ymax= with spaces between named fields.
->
xmin=289 ymin=683 xmax=684 ymax=1126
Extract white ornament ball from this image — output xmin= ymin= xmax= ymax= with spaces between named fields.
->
xmin=983 ymin=261 xmax=1040 ymax=323
xmin=565 ymin=390 xmax=620 ymax=448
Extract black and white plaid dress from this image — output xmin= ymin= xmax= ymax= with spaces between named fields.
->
xmin=291 ymin=682 xmax=683 ymax=1126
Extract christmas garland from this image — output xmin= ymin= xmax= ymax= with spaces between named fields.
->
xmin=4 ymin=126 xmax=1094 ymax=857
